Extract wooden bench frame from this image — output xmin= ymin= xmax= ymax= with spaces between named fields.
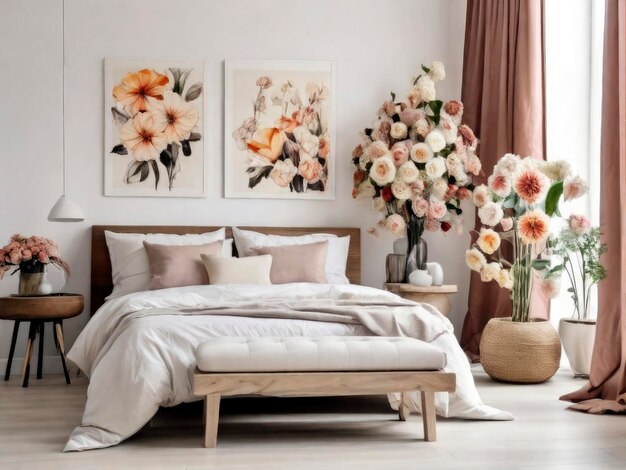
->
xmin=193 ymin=369 xmax=456 ymax=447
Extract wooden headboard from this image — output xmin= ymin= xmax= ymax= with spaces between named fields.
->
xmin=91 ymin=225 xmax=361 ymax=314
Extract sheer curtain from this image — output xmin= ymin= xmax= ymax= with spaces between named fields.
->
xmin=545 ymin=0 xmax=604 ymax=327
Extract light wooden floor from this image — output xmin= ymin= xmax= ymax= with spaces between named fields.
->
xmin=1 ymin=367 xmax=625 ymax=470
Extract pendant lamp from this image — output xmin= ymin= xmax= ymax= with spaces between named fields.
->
xmin=48 ymin=0 xmax=84 ymax=222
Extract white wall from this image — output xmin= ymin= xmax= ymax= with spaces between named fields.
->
xmin=0 ymin=0 xmax=469 ymax=373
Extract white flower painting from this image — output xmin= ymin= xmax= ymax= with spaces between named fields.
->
xmin=225 ymin=60 xmax=335 ymax=199
xmin=104 ymin=58 xmax=205 ymax=197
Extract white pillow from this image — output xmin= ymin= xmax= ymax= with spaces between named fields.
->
xmin=104 ymin=229 xmax=230 ymax=299
xmin=201 ymin=254 xmax=272 ymax=285
xmin=232 ymin=227 xmax=350 ymax=284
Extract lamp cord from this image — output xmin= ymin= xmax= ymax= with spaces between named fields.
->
xmin=61 ymin=0 xmax=66 ymax=196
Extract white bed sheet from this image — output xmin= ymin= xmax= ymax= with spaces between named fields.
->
xmin=65 ymin=283 xmax=512 ymax=451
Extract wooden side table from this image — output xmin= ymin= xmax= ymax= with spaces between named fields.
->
xmin=0 ymin=293 xmax=84 ymax=387
xmin=384 ymin=284 xmax=458 ymax=316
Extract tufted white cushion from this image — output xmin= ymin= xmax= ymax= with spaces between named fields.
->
xmin=196 ymin=337 xmax=446 ymax=373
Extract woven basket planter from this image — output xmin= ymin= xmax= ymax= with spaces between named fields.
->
xmin=480 ymin=317 xmax=561 ymax=384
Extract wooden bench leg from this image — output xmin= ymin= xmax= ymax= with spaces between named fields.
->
xmin=420 ymin=390 xmax=437 ymax=442
xmin=203 ymin=394 xmax=221 ymax=448
xmin=399 ymin=392 xmax=411 ymax=421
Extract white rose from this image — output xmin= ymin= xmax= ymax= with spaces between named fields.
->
xmin=293 ymin=126 xmax=320 ymax=158
xmin=428 ymin=61 xmax=446 ymax=82
xmin=425 ymin=130 xmax=446 ymax=153
xmin=391 ymin=179 xmax=411 ymax=200
xmin=494 ymin=153 xmax=521 ymax=177
xmin=445 ymin=151 xmax=462 ymax=174
xmin=372 ymin=196 xmax=387 ymax=212
xmin=397 ymin=161 xmax=419 ymax=183
xmin=269 ymin=159 xmax=297 ymax=187
xmin=478 ymin=201 xmax=504 ymax=227
xmin=390 ymin=122 xmax=408 ymax=139
xmin=438 ymin=117 xmax=457 ymax=145
xmin=369 ymin=156 xmax=396 ymax=186
xmin=356 ymin=180 xmax=375 ymax=199
xmin=385 ymin=214 xmax=406 ymax=237
xmin=359 ymin=152 xmax=370 ymax=170
xmin=416 ymin=75 xmax=436 ymax=102
xmin=425 ymin=156 xmax=446 ymax=179
xmin=430 ymin=178 xmax=448 ymax=199
xmin=472 ymin=184 xmax=490 ymax=208
xmin=414 ymin=118 xmax=431 ymax=138
xmin=410 ymin=142 xmax=434 ymax=163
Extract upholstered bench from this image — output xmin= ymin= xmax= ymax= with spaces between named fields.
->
xmin=193 ymin=336 xmax=455 ymax=447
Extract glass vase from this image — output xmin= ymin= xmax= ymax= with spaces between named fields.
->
xmin=18 ymin=262 xmax=47 ymax=296
xmin=404 ymin=216 xmax=427 ymax=283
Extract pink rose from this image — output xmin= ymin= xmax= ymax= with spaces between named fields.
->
xmin=408 ymin=88 xmax=421 ymax=108
xmin=412 ymin=198 xmax=429 ymax=217
xmin=9 ymin=250 xmax=20 ymax=264
xmin=500 ymin=217 xmax=514 ymax=232
xmin=457 ymin=187 xmax=471 ymax=200
xmin=21 ymin=249 xmax=32 ymax=261
xmin=563 ymin=176 xmax=588 ymax=201
xmin=37 ymin=251 xmax=49 ymax=263
xmin=458 ymin=124 xmax=477 ymax=147
xmin=444 ymin=100 xmax=464 ymax=117
xmin=399 ymin=108 xmax=421 ymax=127
xmin=465 ymin=154 xmax=482 ymax=176
xmin=378 ymin=101 xmax=396 ymax=117
xmin=425 ymin=218 xmax=440 ymax=232
xmin=352 ymin=145 xmax=364 ymax=158
xmin=568 ymin=214 xmax=591 ymax=235
xmin=390 ymin=142 xmax=409 ymax=167
xmin=298 ymin=158 xmax=322 ymax=184
xmin=429 ymin=200 xmax=447 ymax=219
xmin=445 ymin=184 xmax=458 ymax=201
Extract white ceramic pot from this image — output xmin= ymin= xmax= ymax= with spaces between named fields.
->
xmin=426 ymin=262 xmax=444 ymax=286
xmin=408 ymin=269 xmax=433 ymax=287
xmin=558 ymin=318 xmax=596 ymax=378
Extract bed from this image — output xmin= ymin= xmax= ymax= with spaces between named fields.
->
xmin=64 ymin=225 xmax=511 ymax=452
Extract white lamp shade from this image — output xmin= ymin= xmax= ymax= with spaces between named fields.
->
xmin=48 ymin=195 xmax=85 ymax=222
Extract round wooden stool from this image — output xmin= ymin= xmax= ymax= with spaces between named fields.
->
xmin=0 ymin=294 xmax=84 ymax=387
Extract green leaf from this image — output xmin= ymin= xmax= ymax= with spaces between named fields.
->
xmin=545 ymin=181 xmax=564 ymax=216
xmin=532 ymin=259 xmax=551 ymax=271
xmin=421 ymin=65 xmax=431 ymax=74
xmin=390 ymin=92 xmax=396 ymax=102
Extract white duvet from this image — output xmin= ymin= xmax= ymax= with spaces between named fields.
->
xmin=65 ymin=283 xmax=512 ymax=451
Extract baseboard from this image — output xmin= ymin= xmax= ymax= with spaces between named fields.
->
xmin=0 ymin=355 xmax=80 ymax=376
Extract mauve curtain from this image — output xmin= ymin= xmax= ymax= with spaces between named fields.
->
xmin=560 ymin=0 xmax=626 ymax=413
xmin=460 ymin=0 xmax=547 ymax=361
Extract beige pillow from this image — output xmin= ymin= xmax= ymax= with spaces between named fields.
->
xmin=144 ymin=240 xmax=223 ymax=290
xmin=201 ymin=254 xmax=272 ymax=285
xmin=250 ymin=241 xmax=329 ymax=284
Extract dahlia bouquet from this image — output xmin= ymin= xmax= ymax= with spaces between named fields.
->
xmin=0 ymin=234 xmax=70 ymax=280
xmin=351 ymin=62 xmax=480 ymax=274
xmin=464 ymin=155 xmax=588 ymax=322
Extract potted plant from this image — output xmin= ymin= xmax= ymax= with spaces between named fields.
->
xmin=0 ymin=234 xmax=70 ymax=296
xmin=351 ymin=61 xmax=479 ymax=284
xmin=539 ymin=218 xmax=607 ymax=377
xmin=464 ymin=156 xmax=587 ymax=383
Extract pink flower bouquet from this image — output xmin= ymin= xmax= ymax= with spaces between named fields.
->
xmin=464 ymin=155 xmax=588 ymax=322
xmin=0 ymin=234 xmax=70 ymax=281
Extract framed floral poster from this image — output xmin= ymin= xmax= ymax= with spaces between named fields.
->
xmin=225 ymin=60 xmax=335 ymax=199
xmin=104 ymin=58 xmax=205 ymax=197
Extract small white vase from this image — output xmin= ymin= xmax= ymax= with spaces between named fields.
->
xmin=426 ymin=262 xmax=444 ymax=286
xmin=558 ymin=318 xmax=596 ymax=378
xmin=408 ymin=269 xmax=433 ymax=287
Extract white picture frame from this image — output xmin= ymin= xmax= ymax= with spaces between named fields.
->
xmin=104 ymin=58 xmax=206 ymax=197
xmin=224 ymin=60 xmax=336 ymax=200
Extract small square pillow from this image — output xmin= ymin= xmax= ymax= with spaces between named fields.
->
xmin=201 ymin=254 xmax=272 ymax=285
xmin=250 ymin=241 xmax=328 ymax=284
xmin=144 ymin=240 xmax=223 ymax=290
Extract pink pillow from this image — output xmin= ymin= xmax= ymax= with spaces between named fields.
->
xmin=144 ymin=240 xmax=223 ymax=290
xmin=250 ymin=241 xmax=328 ymax=284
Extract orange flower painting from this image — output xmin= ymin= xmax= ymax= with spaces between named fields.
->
xmin=225 ymin=60 xmax=335 ymax=199
xmin=105 ymin=59 xmax=205 ymax=197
